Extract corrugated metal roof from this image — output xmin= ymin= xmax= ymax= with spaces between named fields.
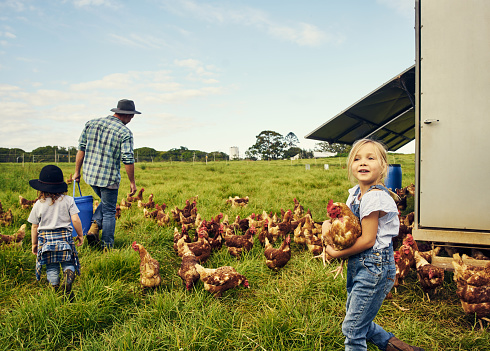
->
xmin=305 ymin=65 xmax=415 ymax=151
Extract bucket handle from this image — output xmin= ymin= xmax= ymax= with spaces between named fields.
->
xmin=73 ymin=181 xmax=83 ymax=198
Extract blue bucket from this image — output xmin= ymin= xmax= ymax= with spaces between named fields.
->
xmin=72 ymin=181 xmax=93 ymax=237
xmin=385 ymin=164 xmax=402 ymax=191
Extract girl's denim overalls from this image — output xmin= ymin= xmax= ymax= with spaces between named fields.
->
xmin=342 ymin=185 xmax=396 ymax=351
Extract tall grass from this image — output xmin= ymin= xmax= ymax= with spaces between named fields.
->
xmin=0 ymin=157 xmax=488 ymax=351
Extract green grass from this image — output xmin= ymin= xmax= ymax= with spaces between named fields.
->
xmin=0 ymin=156 xmax=488 ymax=351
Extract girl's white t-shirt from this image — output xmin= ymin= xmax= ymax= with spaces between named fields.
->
xmin=346 ymin=185 xmax=399 ymax=250
xmin=28 ymin=195 xmax=80 ymax=231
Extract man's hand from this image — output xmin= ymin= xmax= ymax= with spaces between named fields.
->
xmin=72 ymin=172 xmax=81 ymax=182
xmin=128 ymin=185 xmax=137 ymax=197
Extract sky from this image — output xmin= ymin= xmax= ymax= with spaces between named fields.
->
xmin=0 ymin=0 xmax=416 ymax=157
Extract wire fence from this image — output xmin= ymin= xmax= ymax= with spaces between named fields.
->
xmin=0 ymin=154 xmax=74 ymax=163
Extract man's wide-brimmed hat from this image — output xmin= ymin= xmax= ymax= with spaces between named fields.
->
xmin=29 ymin=165 xmax=68 ymax=194
xmin=110 ymin=99 xmax=141 ymax=115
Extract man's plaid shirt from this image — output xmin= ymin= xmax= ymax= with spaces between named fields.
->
xmin=78 ymin=115 xmax=135 ymax=187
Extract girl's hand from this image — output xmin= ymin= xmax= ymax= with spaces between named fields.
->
xmin=326 ymin=244 xmax=343 ymax=259
xmin=76 ymin=235 xmax=84 ymax=246
xmin=31 ymin=244 xmax=38 ymax=255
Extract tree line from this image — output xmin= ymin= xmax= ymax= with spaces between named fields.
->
xmin=0 ymin=131 xmax=349 ymax=163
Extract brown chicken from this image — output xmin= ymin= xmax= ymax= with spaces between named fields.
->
xmin=292 ymin=197 xmax=304 ymax=221
xmin=195 ymin=264 xmax=250 ymax=297
xmin=114 ymin=204 xmax=122 ymax=219
xmin=225 ymin=225 xmax=256 ymax=259
xmin=393 ymin=244 xmax=412 ymax=293
xmin=277 ymin=209 xmax=294 ymax=239
xmin=414 ymin=250 xmax=444 ymax=302
xmin=199 ymin=220 xmax=223 ymax=251
xmin=304 ymin=228 xmax=324 ymax=256
xmin=321 ymin=200 xmax=362 ymax=278
xmin=126 ymin=188 xmax=145 ymax=202
xmin=132 ymin=241 xmax=161 ymax=289
xmin=402 ymin=234 xmax=419 ymax=265
xmin=178 ymin=228 xmax=211 ymax=263
xmin=452 ymin=253 xmax=490 ymax=329
xmin=19 ymin=195 xmax=38 ymax=209
xmin=0 ymin=224 xmax=26 ymax=247
xmin=264 ymin=234 xmax=291 ymax=270
xmin=173 ymin=226 xmax=191 ymax=253
xmin=120 ymin=198 xmax=132 ymax=210
xmin=138 ymin=193 xmax=155 ymax=208
xmin=178 ymin=245 xmax=200 ymax=291
xmin=226 ymin=195 xmax=249 ymax=207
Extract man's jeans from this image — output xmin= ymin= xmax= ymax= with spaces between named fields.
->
xmin=90 ymin=185 xmax=118 ymax=249
xmin=342 ymin=244 xmax=396 ymax=351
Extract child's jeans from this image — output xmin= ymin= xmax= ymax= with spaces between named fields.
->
xmin=342 ymin=244 xmax=396 ymax=351
xmin=46 ymin=262 xmax=75 ymax=286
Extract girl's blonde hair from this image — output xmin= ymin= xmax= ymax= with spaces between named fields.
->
xmin=347 ymin=139 xmax=388 ymax=184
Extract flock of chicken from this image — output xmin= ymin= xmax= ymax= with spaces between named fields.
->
xmin=1 ymin=184 xmax=489 ymax=326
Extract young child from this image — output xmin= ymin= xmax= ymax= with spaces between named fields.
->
xmin=28 ymin=165 xmax=84 ymax=295
xmin=323 ymin=139 xmax=424 ymax=351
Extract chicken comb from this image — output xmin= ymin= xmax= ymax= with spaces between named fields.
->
xmin=326 ymin=199 xmax=334 ymax=211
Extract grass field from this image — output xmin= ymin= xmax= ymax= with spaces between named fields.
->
xmin=0 ymin=156 xmax=488 ymax=351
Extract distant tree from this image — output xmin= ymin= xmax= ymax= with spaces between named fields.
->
xmin=284 ymin=147 xmax=302 ymax=159
xmin=300 ymin=149 xmax=314 ymax=159
xmin=247 ymin=130 xmax=286 ymax=160
xmin=135 ymin=147 xmax=158 ymax=162
xmin=244 ymin=150 xmax=258 ymax=161
xmin=315 ymin=142 xmax=352 ymax=154
xmin=284 ymin=132 xmax=299 ymax=148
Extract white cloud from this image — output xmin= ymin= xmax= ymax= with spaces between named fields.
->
xmin=377 ymin=0 xmax=414 ymax=19
xmin=0 ymin=0 xmax=27 ymax=12
xmin=161 ymin=0 xmax=331 ymax=47
xmin=108 ymin=33 xmax=168 ymax=50
xmin=71 ymin=0 xmax=117 ymax=8
xmin=4 ymin=31 xmax=16 ymax=38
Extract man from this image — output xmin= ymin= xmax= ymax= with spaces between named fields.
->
xmin=73 ymin=99 xmax=140 ymax=249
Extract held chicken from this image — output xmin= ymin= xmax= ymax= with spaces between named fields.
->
xmin=320 ymin=200 xmax=362 ymax=278
xmin=132 ymin=241 xmax=161 ymax=289
xmin=178 ymin=245 xmax=200 ymax=291
xmin=414 ymin=250 xmax=444 ymax=302
xmin=195 ymin=264 xmax=250 ymax=298
xmin=264 ymin=234 xmax=291 ymax=271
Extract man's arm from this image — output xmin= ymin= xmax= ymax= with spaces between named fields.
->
xmin=73 ymin=150 xmax=85 ymax=182
xmin=124 ymin=163 xmax=137 ymax=196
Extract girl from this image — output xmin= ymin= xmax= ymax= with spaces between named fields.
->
xmin=323 ymin=139 xmax=424 ymax=351
xmin=28 ymin=165 xmax=84 ymax=295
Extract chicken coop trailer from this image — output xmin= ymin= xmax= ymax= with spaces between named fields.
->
xmin=305 ymin=0 xmax=490 ymax=269
xmin=411 ymin=0 xmax=490 ymax=268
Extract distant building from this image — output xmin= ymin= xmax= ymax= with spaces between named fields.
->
xmin=290 ymin=154 xmax=300 ymax=160
xmin=229 ymin=146 xmax=239 ymax=160
xmin=313 ymin=151 xmax=337 ymax=158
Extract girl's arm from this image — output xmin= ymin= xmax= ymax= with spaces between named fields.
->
xmin=31 ymin=224 xmax=39 ymax=255
xmin=325 ymin=211 xmax=380 ymax=259
xmin=71 ymin=214 xmax=84 ymax=246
